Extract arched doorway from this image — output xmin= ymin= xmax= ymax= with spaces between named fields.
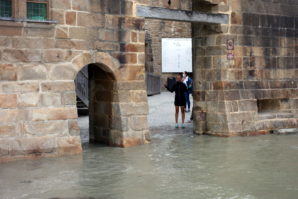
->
xmin=71 ymin=52 xmax=150 ymax=148
xmin=75 ymin=63 xmax=118 ymax=145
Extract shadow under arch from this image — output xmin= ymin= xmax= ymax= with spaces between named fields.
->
xmin=74 ymin=62 xmax=123 ymax=146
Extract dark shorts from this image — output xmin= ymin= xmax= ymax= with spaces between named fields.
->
xmin=174 ymin=99 xmax=186 ymax=107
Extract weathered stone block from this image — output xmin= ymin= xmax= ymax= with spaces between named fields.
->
xmin=116 ymin=81 xmax=146 ymax=90
xmin=17 ymin=92 xmax=40 ymax=107
xmin=99 ymin=29 xmax=119 ymax=41
xmin=43 ymin=50 xmax=79 ymax=63
xmin=207 ymin=121 xmax=229 ymax=135
xmin=66 ymin=12 xmax=76 ymax=25
xmin=55 ymin=27 xmax=69 ymax=39
xmin=24 ymin=120 xmax=69 ymax=136
xmin=23 ymin=25 xmax=55 ymax=38
xmin=94 ymin=41 xmax=119 ymax=51
xmin=0 ymin=64 xmax=16 ymax=81
xmin=0 ymin=139 xmax=10 ymax=157
xmin=62 ymin=92 xmax=76 ymax=105
xmin=0 ymin=109 xmax=19 ymax=123
xmin=110 ymin=116 xmax=128 ymax=131
xmin=0 ymin=26 xmax=22 ymax=36
xmin=227 ymin=112 xmax=256 ymax=124
xmin=72 ymin=53 xmax=92 ymax=71
xmin=57 ymin=136 xmax=82 ymax=155
xmin=138 ymin=32 xmax=145 ymax=43
xmin=0 ymin=94 xmax=17 ymax=108
xmin=52 ymin=9 xmax=65 ymax=24
xmin=0 ymin=124 xmax=17 ymax=137
xmin=31 ymin=108 xmax=77 ymax=121
xmin=72 ymin=0 xmax=90 ymax=11
xmin=117 ymin=65 xmax=145 ymax=81
xmin=12 ymin=38 xmax=55 ymax=49
xmin=2 ymin=49 xmax=42 ymax=62
xmin=137 ymin=53 xmax=145 ymax=65
xmin=119 ymin=103 xmax=149 ymax=116
xmin=41 ymin=82 xmax=75 ymax=92
xmin=68 ymin=120 xmax=80 ymax=136
xmin=223 ymin=91 xmax=240 ymax=101
xmin=120 ymin=17 xmax=145 ymax=31
xmin=52 ymin=0 xmax=71 ymax=10
xmin=40 ymin=93 xmax=62 ymax=106
xmin=130 ymin=90 xmax=148 ymax=103
xmin=10 ymin=136 xmax=57 ymax=156
xmin=18 ymin=64 xmax=47 ymax=80
xmin=48 ymin=64 xmax=77 ymax=80
xmin=129 ymin=116 xmax=148 ymax=131
xmin=0 ymin=82 xmax=39 ymax=93
xmin=69 ymin=27 xmax=97 ymax=40
xmin=77 ymin=13 xmax=104 ymax=27
xmin=114 ymin=53 xmax=138 ymax=64
xmin=120 ymin=43 xmax=145 ymax=53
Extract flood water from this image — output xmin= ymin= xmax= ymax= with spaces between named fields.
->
xmin=0 ymin=131 xmax=298 ymax=199
xmin=1 ymin=93 xmax=298 ymax=199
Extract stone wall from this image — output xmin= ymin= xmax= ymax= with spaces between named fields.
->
xmin=192 ymin=0 xmax=298 ymax=136
xmin=0 ymin=0 xmax=157 ymax=162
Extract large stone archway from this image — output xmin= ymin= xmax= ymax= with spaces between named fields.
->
xmin=74 ymin=59 xmax=150 ymax=147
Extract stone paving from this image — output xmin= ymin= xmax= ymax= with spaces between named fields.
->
xmin=148 ymin=92 xmax=193 ymax=130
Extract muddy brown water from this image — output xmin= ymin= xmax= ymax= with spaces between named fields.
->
xmin=0 ymin=129 xmax=298 ymax=199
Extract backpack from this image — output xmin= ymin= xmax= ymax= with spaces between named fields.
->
xmin=187 ymin=77 xmax=192 ymax=88
xmin=186 ymin=77 xmax=193 ymax=92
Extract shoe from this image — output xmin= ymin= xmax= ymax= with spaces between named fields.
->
xmin=175 ymin=124 xmax=179 ymax=128
xmin=182 ymin=124 xmax=185 ymax=129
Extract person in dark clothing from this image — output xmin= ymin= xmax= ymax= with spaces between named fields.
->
xmin=165 ymin=74 xmax=188 ymax=128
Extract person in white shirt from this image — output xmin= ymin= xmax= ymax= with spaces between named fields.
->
xmin=182 ymin=71 xmax=191 ymax=112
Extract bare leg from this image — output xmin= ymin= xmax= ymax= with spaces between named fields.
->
xmin=175 ymin=106 xmax=179 ymax=124
xmin=181 ymin=106 xmax=185 ymax=124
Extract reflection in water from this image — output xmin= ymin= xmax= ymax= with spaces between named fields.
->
xmin=0 ymin=130 xmax=298 ymax=199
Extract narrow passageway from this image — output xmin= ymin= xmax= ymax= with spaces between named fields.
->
xmin=78 ymin=92 xmax=193 ymax=144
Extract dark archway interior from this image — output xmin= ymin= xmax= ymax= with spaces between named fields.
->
xmin=75 ymin=64 xmax=116 ymax=145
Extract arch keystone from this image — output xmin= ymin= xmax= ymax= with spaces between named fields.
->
xmin=72 ymin=53 xmax=92 ymax=71
xmin=94 ymin=52 xmax=120 ymax=72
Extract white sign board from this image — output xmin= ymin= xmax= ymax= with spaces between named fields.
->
xmin=162 ymin=38 xmax=192 ymax=73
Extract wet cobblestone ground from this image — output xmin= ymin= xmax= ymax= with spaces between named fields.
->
xmin=148 ymin=92 xmax=193 ymax=130
xmin=0 ymin=93 xmax=298 ymax=199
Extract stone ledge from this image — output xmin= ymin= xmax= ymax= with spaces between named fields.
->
xmin=0 ymin=17 xmax=57 ymax=25
xmin=203 ymin=130 xmax=271 ymax=137
xmin=272 ymin=128 xmax=298 ymax=135
xmin=0 ymin=136 xmax=82 ymax=163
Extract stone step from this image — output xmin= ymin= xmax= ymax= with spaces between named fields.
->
xmin=271 ymin=128 xmax=298 ymax=135
xmin=257 ymin=112 xmax=294 ymax=120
